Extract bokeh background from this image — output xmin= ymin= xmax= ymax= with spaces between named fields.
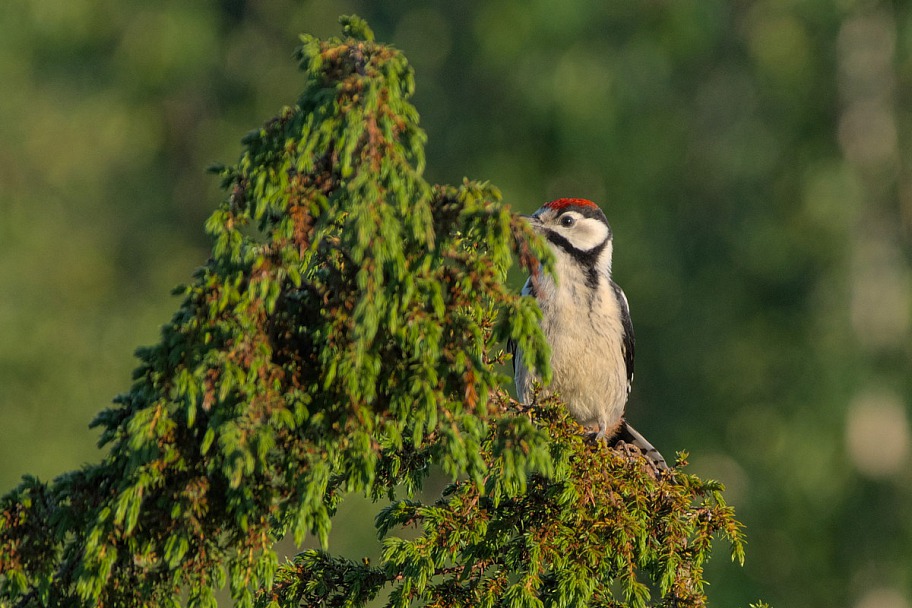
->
xmin=2 ymin=1 xmax=911 ymax=606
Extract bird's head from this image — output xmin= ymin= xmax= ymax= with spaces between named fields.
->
xmin=525 ymin=198 xmax=614 ymax=275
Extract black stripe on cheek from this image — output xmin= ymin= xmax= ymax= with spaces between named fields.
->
xmin=544 ymin=230 xmax=607 ymax=290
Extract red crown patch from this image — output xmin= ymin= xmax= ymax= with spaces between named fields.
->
xmin=544 ymin=197 xmax=599 ymax=211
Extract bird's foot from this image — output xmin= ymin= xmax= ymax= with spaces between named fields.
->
xmin=584 ymin=429 xmax=610 ymax=442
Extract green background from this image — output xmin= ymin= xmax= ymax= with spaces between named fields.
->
xmin=1 ymin=1 xmax=910 ymax=606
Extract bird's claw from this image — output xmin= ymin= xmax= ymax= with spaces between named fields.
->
xmin=584 ymin=429 xmax=607 ymax=442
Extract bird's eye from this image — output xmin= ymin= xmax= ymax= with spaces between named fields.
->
xmin=560 ymin=215 xmax=576 ymax=227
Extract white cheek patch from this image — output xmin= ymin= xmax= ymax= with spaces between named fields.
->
xmin=558 ymin=217 xmax=610 ymax=252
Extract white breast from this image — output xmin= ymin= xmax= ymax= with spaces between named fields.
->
xmin=516 ymin=254 xmax=628 ymax=435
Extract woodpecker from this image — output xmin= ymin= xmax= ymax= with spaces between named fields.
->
xmin=513 ymin=197 xmax=667 ymax=470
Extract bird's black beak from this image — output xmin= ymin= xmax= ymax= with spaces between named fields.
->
xmin=520 ymin=214 xmax=543 ymax=229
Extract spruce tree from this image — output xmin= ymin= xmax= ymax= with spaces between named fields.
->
xmin=0 ymin=17 xmax=752 ymax=608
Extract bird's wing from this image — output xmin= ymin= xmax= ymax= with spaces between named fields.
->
xmin=520 ymin=275 xmax=535 ymax=297
xmin=508 ymin=276 xmax=536 ymax=373
xmin=611 ymin=281 xmax=635 ymax=395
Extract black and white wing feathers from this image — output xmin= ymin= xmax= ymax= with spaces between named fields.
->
xmin=611 ymin=281 xmax=635 ymax=396
xmin=508 ymin=277 xmax=536 ymax=374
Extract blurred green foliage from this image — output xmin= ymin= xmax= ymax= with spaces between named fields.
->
xmin=1 ymin=1 xmax=910 ymax=607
